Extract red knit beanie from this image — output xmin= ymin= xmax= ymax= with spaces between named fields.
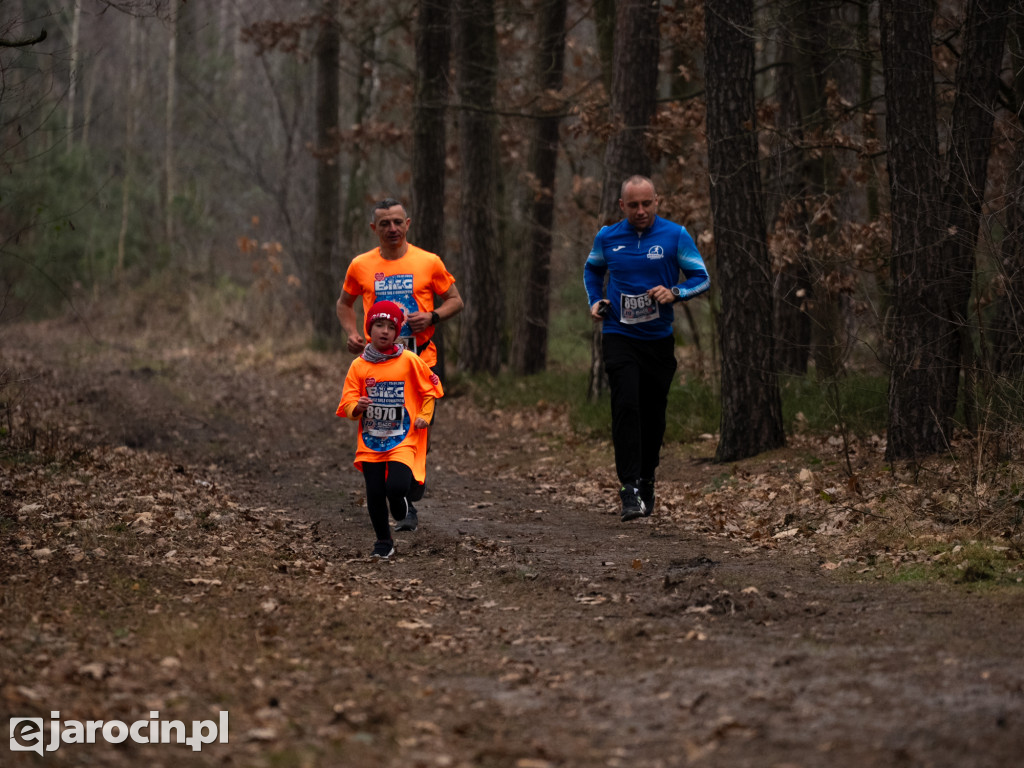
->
xmin=365 ymin=300 xmax=405 ymax=336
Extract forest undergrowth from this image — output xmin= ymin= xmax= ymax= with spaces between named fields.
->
xmin=2 ymin=287 xmax=1024 ymax=767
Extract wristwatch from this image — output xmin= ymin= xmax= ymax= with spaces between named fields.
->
xmin=670 ymin=286 xmax=682 ymax=300
xmin=431 ymin=311 xmax=440 ymax=325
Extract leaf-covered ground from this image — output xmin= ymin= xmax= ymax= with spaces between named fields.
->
xmin=2 ymin=309 xmax=1024 ymax=767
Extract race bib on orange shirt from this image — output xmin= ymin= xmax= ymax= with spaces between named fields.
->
xmin=362 ymin=379 xmax=409 ymax=448
xmin=372 ymin=273 xmax=416 ymax=337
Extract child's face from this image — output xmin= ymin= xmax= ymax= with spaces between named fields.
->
xmin=369 ymin=318 xmax=398 ymax=349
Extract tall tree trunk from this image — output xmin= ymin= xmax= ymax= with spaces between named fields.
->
xmin=882 ymin=0 xmax=1009 ymax=458
xmin=413 ymin=0 xmax=451 ymax=376
xmin=879 ymin=0 xmax=948 ymax=461
xmin=174 ymin=0 xmax=200 ymax=270
xmin=705 ymin=0 xmax=785 ymax=463
xmin=768 ymin=20 xmax=811 ymax=376
xmin=65 ymin=0 xmax=81 ymax=151
xmin=456 ymin=0 xmax=503 ymax=373
xmin=339 ymin=25 xmax=378 ymax=264
xmin=991 ymin=139 xmax=1024 ymax=375
xmin=513 ymin=0 xmax=567 ymax=375
xmin=164 ymin=2 xmax=177 ymax=246
xmin=413 ymin=0 xmax=450 ymax=258
xmin=938 ymin=0 xmax=1009 ymax=432
xmin=117 ymin=16 xmax=141 ymax=280
xmin=597 ymin=0 xmax=660 ymax=221
xmin=794 ymin=0 xmax=846 ymax=382
xmin=857 ymin=0 xmax=880 ymax=221
xmin=588 ymin=0 xmax=661 ymax=401
xmin=774 ymin=260 xmax=813 ymax=375
xmin=310 ymin=0 xmax=342 ymax=345
xmin=990 ymin=10 xmax=1024 ymax=375
xmin=593 ymin=0 xmax=615 ymax=95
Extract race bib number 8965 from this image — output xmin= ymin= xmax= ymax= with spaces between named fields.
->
xmin=619 ymin=292 xmax=658 ymax=324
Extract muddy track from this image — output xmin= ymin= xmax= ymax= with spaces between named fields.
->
xmin=4 ymin=320 xmax=1024 ymax=767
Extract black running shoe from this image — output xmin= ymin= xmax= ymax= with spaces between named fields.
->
xmin=638 ymin=478 xmax=655 ymax=516
xmin=409 ymin=480 xmax=426 ymax=502
xmin=371 ymin=540 xmax=395 ymax=559
xmin=396 ymin=502 xmax=418 ymax=532
xmin=619 ymin=484 xmax=646 ymax=522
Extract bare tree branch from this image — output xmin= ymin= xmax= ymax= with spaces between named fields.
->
xmin=0 ymin=29 xmax=47 ymax=48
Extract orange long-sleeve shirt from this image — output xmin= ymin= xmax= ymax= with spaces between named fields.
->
xmin=342 ymin=244 xmax=456 ymax=368
xmin=337 ymin=351 xmax=444 ymax=482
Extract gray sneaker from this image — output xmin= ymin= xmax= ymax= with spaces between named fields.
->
xmin=619 ymin=485 xmax=646 ymax=522
xmin=396 ymin=507 xmax=418 ymax=532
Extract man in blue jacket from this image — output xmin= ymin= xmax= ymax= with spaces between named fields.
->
xmin=584 ymin=175 xmax=710 ymax=522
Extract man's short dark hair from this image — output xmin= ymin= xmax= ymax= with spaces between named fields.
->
xmin=371 ymin=198 xmax=406 ymax=222
xmin=620 ymin=175 xmax=656 ymax=199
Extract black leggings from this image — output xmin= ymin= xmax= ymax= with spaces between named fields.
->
xmin=362 ymin=461 xmax=413 ymax=541
xmin=602 ymin=332 xmax=677 ymax=486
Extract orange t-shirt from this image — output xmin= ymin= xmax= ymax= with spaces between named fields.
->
xmin=342 ymin=244 xmax=456 ymax=368
xmin=337 ymin=351 xmax=444 ymax=482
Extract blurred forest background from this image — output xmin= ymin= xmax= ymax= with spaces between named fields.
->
xmin=2 ymin=0 xmax=1024 ymax=464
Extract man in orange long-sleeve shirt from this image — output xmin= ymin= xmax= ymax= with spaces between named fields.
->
xmin=336 ymin=197 xmax=463 ymax=525
xmin=336 ymin=198 xmax=463 ymax=370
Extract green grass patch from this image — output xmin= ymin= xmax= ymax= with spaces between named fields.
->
xmin=459 ymin=365 xmax=722 ymax=443
xmin=704 ymin=471 xmax=736 ymax=493
xmin=780 ymin=371 xmax=889 ymax=436
xmin=889 ymin=541 xmax=1024 ymax=587
xmin=665 ymin=376 xmax=720 ymax=441
xmin=463 ymin=361 xmax=891 ymax=447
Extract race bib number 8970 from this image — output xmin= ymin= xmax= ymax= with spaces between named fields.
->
xmin=363 ymin=381 xmax=408 ymax=443
xmin=365 ymin=405 xmax=399 ymax=422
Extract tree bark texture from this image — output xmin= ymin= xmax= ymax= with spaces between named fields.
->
xmin=857 ymin=1 xmax=881 ymax=221
xmin=990 ymin=10 xmax=1024 ymax=375
xmin=774 ymin=260 xmax=812 ymax=375
xmin=598 ymin=0 xmax=660 ymax=220
xmin=164 ymin=3 xmax=177 ymax=247
xmin=705 ymin=0 xmax=785 ymax=463
xmin=117 ymin=15 xmax=140 ymax=278
xmin=767 ymin=19 xmax=811 ymax=376
xmin=413 ymin=0 xmax=452 ymax=377
xmin=339 ymin=25 xmax=377 ymax=276
xmin=456 ymin=0 xmax=503 ymax=374
xmin=794 ymin=0 xmax=846 ymax=381
xmin=593 ymin=0 xmax=615 ymax=95
xmin=513 ymin=0 xmax=568 ymax=375
xmin=991 ymin=138 xmax=1024 ymax=375
xmin=880 ymin=0 xmax=952 ymax=460
xmin=938 ymin=0 xmax=1009 ymax=428
xmin=66 ymin=0 xmax=81 ymax=151
xmin=309 ymin=1 xmax=342 ymax=344
xmin=589 ymin=0 xmax=661 ymax=401
xmin=413 ymin=0 xmax=451 ymax=259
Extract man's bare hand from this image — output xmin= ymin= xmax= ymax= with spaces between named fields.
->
xmin=648 ymin=286 xmax=675 ymax=305
xmin=347 ymin=333 xmax=365 ymax=354
xmin=405 ymin=310 xmax=433 ymax=334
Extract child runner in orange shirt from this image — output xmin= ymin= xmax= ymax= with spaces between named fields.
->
xmin=337 ymin=300 xmax=444 ymax=559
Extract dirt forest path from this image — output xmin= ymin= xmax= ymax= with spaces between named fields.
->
xmin=2 ymin=315 xmax=1024 ymax=768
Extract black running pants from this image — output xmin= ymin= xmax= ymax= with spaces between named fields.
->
xmin=602 ymin=332 xmax=677 ymax=487
xmin=362 ymin=461 xmax=413 ymax=541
